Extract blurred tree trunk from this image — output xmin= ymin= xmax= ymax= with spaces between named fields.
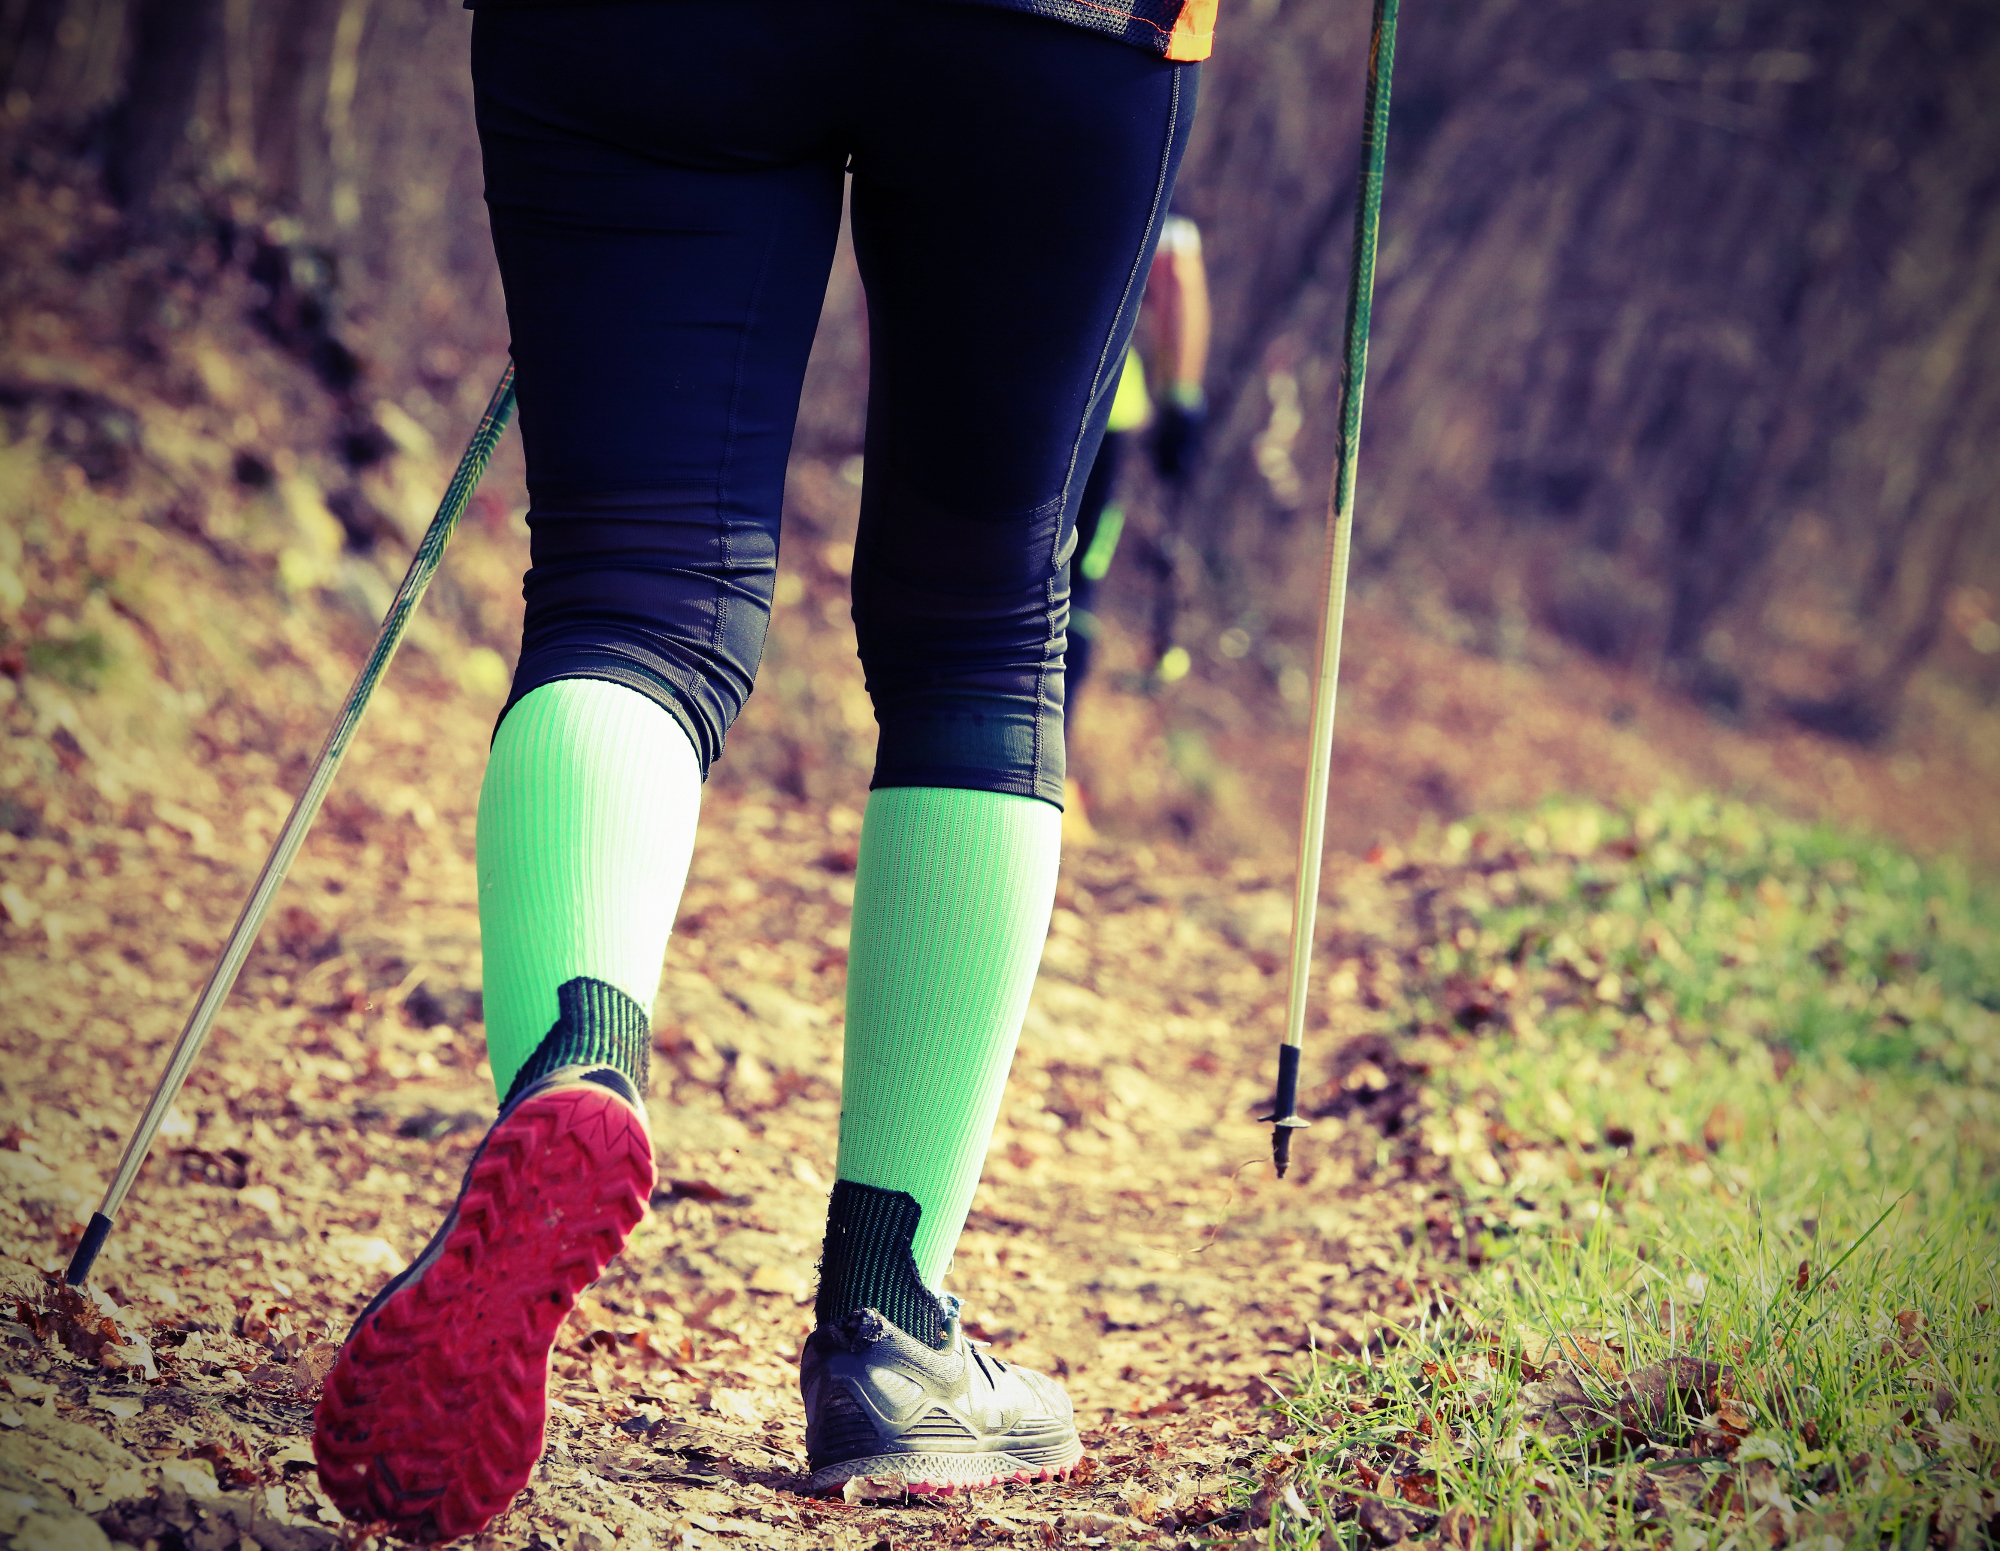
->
xmin=10 ymin=0 xmax=1995 ymax=745
xmin=104 ymin=0 xmax=218 ymax=209
xmin=1 ymin=0 xmax=66 ymax=106
xmin=253 ymin=0 xmax=337 ymax=205
xmin=1169 ymin=0 xmax=2000 ymax=738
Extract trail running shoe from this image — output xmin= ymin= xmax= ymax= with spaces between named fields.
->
xmin=799 ymin=1297 xmax=1083 ymax=1495
xmin=313 ymin=1066 xmax=655 ymax=1541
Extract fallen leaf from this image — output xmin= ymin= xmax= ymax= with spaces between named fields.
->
xmin=1619 ymin=1357 xmax=1726 ymax=1436
xmin=1067 ymin=1510 xmax=1142 ymax=1534
xmin=23 ymin=1277 xmax=159 ymax=1378
xmin=326 ymin=1233 xmax=401 ymax=1271
xmin=1715 ymin=1396 xmax=1757 ymax=1433
xmin=1357 ymin=1495 xmax=1415 ymax=1545
xmin=746 ymin=1263 xmax=809 ymax=1298
xmin=160 ymin=1457 xmax=221 ymax=1499
xmin=1513 ymin=1372 xmax=1621 ymax=1450
xmin=657 ymin=1178 xmax=730 ymax=1205
xmin=841 ymin=1473 xmax=907 ymax=1503
xmin=1395 ymin=1470 xmax=1439 ymax=1509
xmin=707 ymin=1386 xmax=764 ymax=1426
xmin=174 ymin=1146 xmax=251 ymax=1189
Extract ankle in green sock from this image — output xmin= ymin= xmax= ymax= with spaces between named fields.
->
xmin=502 ymin=976 xmax=652 ymax=1106
xmin=477 ymin=678 xmax=701 ymax=1104
xmin=814 ymin=1180 xmax=949 ymax=1349
xmin=831 ymin=785 xmax=1061 ymax=1290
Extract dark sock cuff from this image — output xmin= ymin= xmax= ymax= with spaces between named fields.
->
xmin=503 ymin=975 xmax=651 ymax=1107
xmin=815 ymin=1181 xmax=948 ymax=1350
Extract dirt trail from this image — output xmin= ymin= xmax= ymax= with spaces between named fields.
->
xmin=0 ymin=185 xmax=1453 ymax=1538
xmin=0 ymin=497 xmax=1455 ymax=1548
xmin=7 ymin=172 xmax=1994 ymax=1549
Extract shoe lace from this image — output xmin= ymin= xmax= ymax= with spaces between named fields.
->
xmin=943 ymin=1295 xmax=1009 ymax=1377
xmin=964 ymin=1343 xmax=1008 ymax=1383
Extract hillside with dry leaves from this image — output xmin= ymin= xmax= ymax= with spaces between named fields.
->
xmin=3 ymin=147 xmax=1997 ymax=1551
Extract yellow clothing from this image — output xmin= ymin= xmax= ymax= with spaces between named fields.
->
xmin=1106 ymin=347 xmax=1152 ymax=433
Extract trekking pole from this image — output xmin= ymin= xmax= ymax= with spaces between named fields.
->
xmin=1266 ymin=0 xmax=1399 ymax=1178
xmin=65 ymin=364 xmax=518 ymax=1286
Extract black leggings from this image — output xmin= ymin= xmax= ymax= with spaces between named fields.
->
xmin=1065 ymin=428 xmax=1128 ymax=707
xmin=472 ymin=0 xmax=1196 ymax=806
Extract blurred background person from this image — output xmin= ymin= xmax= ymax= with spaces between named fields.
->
xmin=1064 ymin=211 xmax=1211 ymax=842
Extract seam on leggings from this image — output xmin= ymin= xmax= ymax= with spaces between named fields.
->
xmin=710 ymin=208 xmax=786 ymax=713
xmin=1038 ymin=65 xmax=1183 ymax=798
xmin=1064 ymin=66 xmax=1182 ymax=510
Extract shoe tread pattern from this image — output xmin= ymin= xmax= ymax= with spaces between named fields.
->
xmin=312 ymin=1086 xmax=654 ymax=1542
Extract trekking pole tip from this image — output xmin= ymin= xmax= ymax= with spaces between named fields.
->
xmin=66 ymin=1212 xmax=114 ymax=1287
xmin=1268 ymin=1114 xmax=1310 ymax=1178
xmin=1261 ymin=1042 xmax=1310 ymax=1179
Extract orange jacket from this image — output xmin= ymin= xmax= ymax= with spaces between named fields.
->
xmin=959 ymin=0 xmax=1216 ymax=60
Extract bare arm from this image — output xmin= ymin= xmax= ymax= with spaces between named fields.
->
xmin=1142 ymin=217 xmax=1211 ymax=408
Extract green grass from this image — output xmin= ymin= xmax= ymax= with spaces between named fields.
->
xmin=1247 ymin=798 xmax=2000 ymax=1549
xmin=26 ymin=628 xmax=110 ymax=690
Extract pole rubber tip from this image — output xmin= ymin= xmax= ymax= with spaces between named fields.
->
xmin=66 ymin=1212 xmax=113 ymax=1287
xmin=1268 ymin=1115 xmax=1310 ymax=1179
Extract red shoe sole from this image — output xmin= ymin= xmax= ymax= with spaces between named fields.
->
xmin=906 ymin=1461 xmax=1080 ymax=1496
xmin=313 ymin=1085 xmax=655 ymax=1542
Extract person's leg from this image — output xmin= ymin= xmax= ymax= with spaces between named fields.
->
xmin=315 ymin=5 xmax=848 ymax=1538
xmin=796 ymin=9 xmax=1195 ymax=1496
xmin=476 ymin=677 xmax=700 ymax=1105
xmin=463 ymin=0 xmax=848 ymax=1104
xmin=819 ymin=784 xmax=1062 ymax=1322
xmin=818 ymin=3 xmax=1196 ymax=1340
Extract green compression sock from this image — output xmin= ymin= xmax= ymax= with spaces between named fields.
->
xmin=819 ymin=786 xmax=1060 ymax=1345
xmin=476 ymin=678 xmax=701 ymax=1105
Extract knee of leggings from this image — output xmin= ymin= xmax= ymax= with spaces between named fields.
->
xmin=851 ymin=491 xmax=1072 ymax=809
xmin=497 ymin=486 xmax=777 ymax=775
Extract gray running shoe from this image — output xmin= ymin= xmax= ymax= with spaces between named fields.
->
xmin=799 ymin=1297 xmax=1083 ymax=1495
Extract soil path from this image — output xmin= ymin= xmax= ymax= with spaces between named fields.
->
xmin=5 ymin=173 xmax=1994 ymax=1551
xmin=0 ymin=585 xmax=1447 ymax=1549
